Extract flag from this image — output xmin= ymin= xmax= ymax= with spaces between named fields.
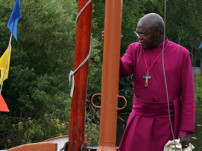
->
xmin=0 ymin=46 xmax=12 ymax=84
xmin=199 ymin=42 xmax=202 ymax=49
xmin=7 ymin=0 xmax=21 ymax=41
xmin=0 ymin=94 xmax=9 ymax=112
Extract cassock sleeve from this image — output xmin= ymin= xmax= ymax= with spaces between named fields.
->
xmin=120 ymin=44 xmax=134 ymax=77
xmin=179 ymin=49 xmax=195 ymax=133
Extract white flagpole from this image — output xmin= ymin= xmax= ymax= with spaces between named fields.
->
xmin=0 ymin=34 xmax=12 ymax=94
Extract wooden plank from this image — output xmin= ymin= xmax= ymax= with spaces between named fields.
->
xmin=8 ymin=142 xmax=57 ymax=151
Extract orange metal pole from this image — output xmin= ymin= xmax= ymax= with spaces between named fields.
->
xmin=97 ymin=0 xmax=122 ymax=151
xmin=68 ymin=0 xmax=93 ymax=151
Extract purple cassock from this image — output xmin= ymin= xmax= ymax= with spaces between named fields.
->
xmin=118 ymin=38 xmax=195 ymax=151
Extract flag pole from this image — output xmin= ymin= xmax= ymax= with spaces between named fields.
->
xmin=0 ymin=0 xmax=21 ymax=111
xmin=97 ymin=0 xmax=122 ymax=150
xmin=0 ymin=34 xmax=12 ymax=94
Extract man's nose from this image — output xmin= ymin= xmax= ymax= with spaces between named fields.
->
xmin=138 ymin=35 xmax=143 ymax=40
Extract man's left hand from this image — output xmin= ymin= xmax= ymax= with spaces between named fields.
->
xmin=179 ymin=135 xmax=190 ymax=148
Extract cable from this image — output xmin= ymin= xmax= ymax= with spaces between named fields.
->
xmin=162 ymin=0 xmax=176 ymax=142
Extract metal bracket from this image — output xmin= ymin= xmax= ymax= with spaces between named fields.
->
xmin=117 ymin=95 xmax=127 ymax=110
xmin=91 ymin=93 xmax=101 ymax=109
xmin=91 ymin=93 xmax=127 ymax=110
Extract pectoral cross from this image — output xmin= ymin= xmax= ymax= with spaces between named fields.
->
xmin=143 ymin=72 xmax=151 ymax=88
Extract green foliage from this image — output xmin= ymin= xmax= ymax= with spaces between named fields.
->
xmin=167 ymin=0 xmax=202 ymax=48
xmin=0 ymin=0 xmax=76 ymax=149
xmin=194 ymin=75 xmax=202 ymax=104
xmin=88 ymin=38 xmax=102 ymax=95
xmin=18 ymin=0 xmax=76 ymax=75
xmin=118 ymin=76 xmax=134 ymax=112
xmin=91 ymin=0 xmax=105 ymax=40
xmin=85 ymin=113 xmax=99 ymax=146
xmin=6 ymin=116 xmax=68 ymax=147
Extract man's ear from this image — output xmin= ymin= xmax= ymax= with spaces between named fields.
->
xmin=156 ymin=28 xmax=162 ymax=37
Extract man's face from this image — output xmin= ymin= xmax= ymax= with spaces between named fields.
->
xmin=135 ymin=22 xmax=158 ymax=49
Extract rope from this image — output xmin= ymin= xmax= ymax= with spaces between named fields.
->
xmin=69 ymin=0 xmax=93 ymax=98
xmin=69 ymin=47 xmax=91 ymax=97
xmin=0 ymin=34 xmax=12 ymax=94
xmin=162 ymin=0 xmax=176 ymax=144
xmin=76 ymin=0 xmax=93 ymax=23
xmin=69 ymin=0 xmax=93 ymax=97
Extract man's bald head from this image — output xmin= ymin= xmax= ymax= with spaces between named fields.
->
xmin=135 ymin=13 xmax=165 ymax=49
xmin=138 ymin=13 xmax=165 ymax=33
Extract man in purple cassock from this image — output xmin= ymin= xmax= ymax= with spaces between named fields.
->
xmin=118 ymin=13 xmax=195 ymax=151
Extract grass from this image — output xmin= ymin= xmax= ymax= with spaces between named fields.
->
xmin=194 ymin=75 xmax=202 ymax=104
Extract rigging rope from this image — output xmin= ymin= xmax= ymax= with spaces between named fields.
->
xmin=69 ymin=0 xmax=93 ymax=97
xmin=69 ymin=47 xmax=91 ymax=97
xmin=162 ymin=0 xmax=176 ymax=144
xmin=76 ymin=0 xmax=93 ymax=22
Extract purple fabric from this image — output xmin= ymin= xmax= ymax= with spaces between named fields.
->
xmin=132 ymin=96 xmax=175 ymax=117
xmin=179 ymin=131 xmax=191 ymax=137
xmin=118 ymin=39 xmax=195 ymax=151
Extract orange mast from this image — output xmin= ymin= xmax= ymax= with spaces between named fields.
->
xmin=98 ymin=0 xmax=123 ymax=150
xmin=68 ymin=0 xmax=93 ymax=151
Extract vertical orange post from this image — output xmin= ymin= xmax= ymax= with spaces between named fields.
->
xmin=68 ymin=0 xmax=93 ymax=151
xmin=97 ymin=0 xmax=122 ymax=151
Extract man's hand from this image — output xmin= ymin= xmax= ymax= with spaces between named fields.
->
xmin=179 ymin=135 xmax=190 ymax=148
xmin=102 ymin=31 xmax=104 ymax=42
xmin=101 ymin=31 xmax=123 ymax=42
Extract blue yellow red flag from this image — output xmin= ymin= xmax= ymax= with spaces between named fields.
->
xmin=7 ymin=0 xmax=21 ymax=41
xmin=0 ymin=94 xmax=9 ymax=112
xmin=0 ymin=46 xmax=12 ymax=84
xmin=199 ymin=42 xmax=202 ymax=49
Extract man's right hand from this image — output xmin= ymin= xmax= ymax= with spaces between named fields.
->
xmin=102 ymin=31 xmax=104 ymax=42
xmin=101 ymin=31 xmax=123 ymax=42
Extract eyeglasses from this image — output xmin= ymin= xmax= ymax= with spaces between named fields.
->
xmin=134 ymin=28 xmax=157 ymax=38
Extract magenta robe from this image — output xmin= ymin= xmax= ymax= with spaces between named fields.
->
xmin=118 ymin=38 xmax=195 ymax=151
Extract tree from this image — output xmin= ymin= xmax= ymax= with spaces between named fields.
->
xmin=0 ymin=0 xmax=77 ymax=148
